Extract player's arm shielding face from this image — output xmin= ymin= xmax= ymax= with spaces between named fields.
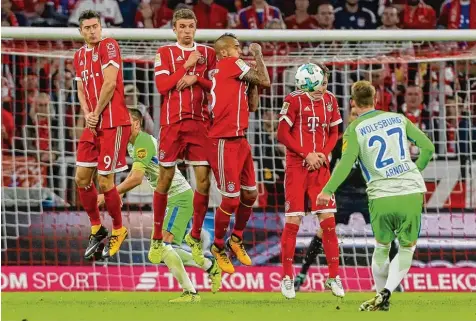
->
xmin=94 ymin=65 xmax=119 ymax=115
xmin=322 ymin=126 xmax=360 ymax=195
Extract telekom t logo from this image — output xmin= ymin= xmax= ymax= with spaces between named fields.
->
xmin=307 ymin=117 xmax=319 ymax=132
xmin=135 ymin=272 xmax=159 ymax=290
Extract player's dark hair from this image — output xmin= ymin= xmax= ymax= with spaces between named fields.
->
xmin=128 ymin=108 xmax=143 ymax=127
xmin=351 ymin=80 xmax=376 ymax=107
xmin=79 ymin=10 xmax=101 ymax=27
xmin=214 ymin=33 xmax=238 ymax=56
xmin=315 ymin=62 xmax=330 ymax=77
xmin=172 ymin=8 xmax=197 ymax=26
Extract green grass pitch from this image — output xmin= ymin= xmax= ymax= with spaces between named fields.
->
xmin=2 ymin=292 xmax=475 ymax=321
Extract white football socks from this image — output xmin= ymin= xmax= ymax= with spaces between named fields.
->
xmin=384 ymin=245 xmax=416 ymax=293
xmin=162 ymin=244 xmax=196 ymax=293
xmin=175 ymin=248 xmax=213 ymax=271
xmin=372 ymin=242 xmax=391 ymax=292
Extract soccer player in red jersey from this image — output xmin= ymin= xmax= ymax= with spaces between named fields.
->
xmin=277 ymin=63 xmax=344 ymax=299
xmin=73 ymin=10 xmax=130 ymax=259
xmin=208 ymin=34 xmax=270 ymax=274
xmin=150 ymin=9 xmax=216 ymax=266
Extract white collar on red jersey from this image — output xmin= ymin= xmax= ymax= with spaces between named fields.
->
xmin=175 ymin=42 xmax=197 ymax=51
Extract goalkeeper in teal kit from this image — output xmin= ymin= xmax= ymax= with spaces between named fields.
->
xmin=98 ymin=108 xmax=222 ymax=302
xmin=317 ymin=81 xmax=435 ymax=311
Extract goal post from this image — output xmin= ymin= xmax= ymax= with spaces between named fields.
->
xmin=1 ymin=28 xmax=475 ymax=292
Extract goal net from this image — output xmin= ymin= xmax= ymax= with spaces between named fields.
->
xmin=1 ymin=29 xmax=475 ymax=292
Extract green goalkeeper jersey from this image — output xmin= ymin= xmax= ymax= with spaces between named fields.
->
xmin=323 ymin=110 xmax=435 ymax=200
xmin=127 ymin=131 xmax=191 ymax=198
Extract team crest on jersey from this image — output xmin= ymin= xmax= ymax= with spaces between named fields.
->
xmin=159 ymin=150 xmax=165 ymax=160
xmin=92 ymin=54 xmax=98 ymax=62
xmin=198 ymin=56 xmax=205 ymax=65
xmin=155 ymin=53 xmax=161 ymax=67
xmin=227 ymin=181 xmax=235 ymax=192
xmin=280 ymin=102 xmax=290 ymax=115
xmin=80 ymin=60 xmax=84 ymax=66
xmin=326 ymin=101 xmax=333 ymax=112
xmin=285 ymin=201 xmax=290 ymax=212
xmin=136 ymin=148 xmax=147 ymax=159
xmin=235 ymin=59 xmax=248 ymax=71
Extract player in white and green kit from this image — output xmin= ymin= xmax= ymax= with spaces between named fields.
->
xmin=98 ymin=109 xmax=222 ymax=302
xmin=317 ymin=81 xmax=435 ymax=311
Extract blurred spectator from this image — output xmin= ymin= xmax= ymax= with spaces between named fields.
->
xmin=458 ymin=102 xmax=476 ymax=178
xmin=194 ymin=0 xmax=229 ymax=28
xmin=51 ymin=69 xmax=74 ymax=108
xmin=27 ymin=93 xmax=58 ymax=163
xmin=399 ymin=0 xmax=436 ymax=29
xmin=124 ymin=84 xmax=155 ymax=135
xmin=1 ymin=0 xmax=28 ymax=26
xmin=334 ymin=0 xmax=377 ymax=29
xmin=260 ymin=19 xmax=289 ymax=55
xmin=2 ymin=108 xmax=15 ymax=151
xmin=135 ymin=0 xmax=173 ymax=28
xmin=26 ymin=0 xmax=69 ymax=27
xmin=378 ymin=5 xmax=399 ymax=29
xmin=68 ymin=0 xmax=123 ymax=27
xmin=118 ymin=0 xmax=140 ymax=28
xmin=55 ymin=0 xmax=77 ymax=16
xmin=17 ymin=68 xmax=39 ymax=129
xmin=315 ymin=2 xmax=334 ymax=29
xmin=238 ymin=0 xmax=282 ymax=29
xmin=438 ymin=0 xmax=476 ymax=29
xmin=284 ymin=0 xmax=319 ymax=29
xmin=361 ymin=64 xmax=394 ymax=112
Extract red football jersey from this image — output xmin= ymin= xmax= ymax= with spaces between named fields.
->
xmin=400 ymin=3 xmax=436 ymax=29
xmin=208 ymin=57 xmax=251 ymax=138
xmin=154 ymin=43 xmax=216 ymax=125
xmin=73 ymin=38 xmax=130 ymax=129
xmin=279 ymin=90 xmax=342 ymax=167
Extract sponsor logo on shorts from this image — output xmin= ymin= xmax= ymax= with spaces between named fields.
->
xmin=159 ymin=150 xmax=165 ymax=160
xmin=285 ymin=201 xmax=290 ymax=212
xmin=136 ymin=148 xmax=147 ymax=159
xmin=227 ymin=181 xmax=235 ymax=192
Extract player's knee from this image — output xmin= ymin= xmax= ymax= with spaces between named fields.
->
xmin=220 ymin=196 xmax=240 ymax=214
xmin=97 ymin=174 xmax=114 ymax=192
xmin=285 ymin=215 xmax=301 ymax=226
xmin=241 ymin=189 xmax=258 ymax=205
xmin=75 ymin=169 xmax=92 ymax=188
xmin=194 ymin=170 xmax=210 ymax=194
xmin=400 ymin=240 xmax=417 ymax=248
xmin=157 ymin=166 xmax=175 ymax=192
xmin=318 ymin=212 xmax=334 ymax=222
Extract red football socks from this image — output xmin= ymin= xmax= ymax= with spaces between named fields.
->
xmin=232 ymin=199 xmax=254 ymax=240
xmin=78 ymin=184 xmax=101 ymax=226
xmin=281 ymin=222 xmax=299 ymax=278
xmin=213 ymin=206 xmax=232 ymax=249
xmin=320 ymin=216 xmax=340 ymax=278
xmin=190 ymin=191 xmax=209 ymax=240
xmin=103 ymin=186 xmax=123 ymax=230
xmin=152 ymin=191 xmax=168 ymax=240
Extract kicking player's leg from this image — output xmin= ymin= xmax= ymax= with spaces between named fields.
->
xmin=97 ymin=126 xmax=131 ymax=258
xmin=384 ymin=193 xmax=423 ymax=292
xmin=228 ymin=141 xmax=257 ymax=266
xmin=75 ymin=129 xmax=107 ymax=258
xmin=149 ymin=124 xmax=182 ymax=263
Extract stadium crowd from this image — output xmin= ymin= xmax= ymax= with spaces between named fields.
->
xmin=1 ymin=0 xmax=475 ymax=210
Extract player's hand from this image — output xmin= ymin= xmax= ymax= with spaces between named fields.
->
xmin=249 ymin=43 xmax=263 ymax=57
xmin=184 ymin=51 xmax=202 ymax=69
xmin=316 ymin=152 xmax=328 ymax=167
xmin=84 ymin=112 xmax=98 ymax=135
xmin=305 ymin=152 xmax=322 ymax=171
xmin=247 ymin=61 xmax=257 ymax=70
xmin=176 ymin=75 xmax=197 ymax=91
xmin=97 ymin=194 xmax=105 ymax=206
xmin=86 ymin=112 xmax=99 ymax=127
xmin=316 ymin=192 xmax=332 ymax=206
